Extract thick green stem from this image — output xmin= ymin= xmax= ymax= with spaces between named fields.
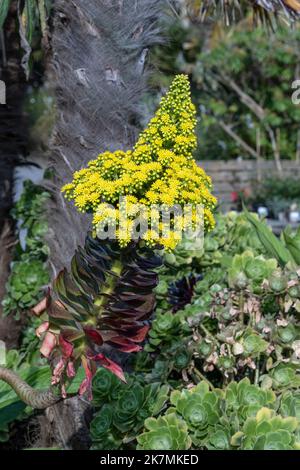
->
xmin=0 ymin=366 xmax=60 ymax=409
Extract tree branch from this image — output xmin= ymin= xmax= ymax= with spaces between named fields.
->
xmin=0 ymin=366 xmax=60 ymax=409
xmin=218 ymin=73 xmax=283 ymax=175
xmin=218 ymin=119 xmax=261 ymax=160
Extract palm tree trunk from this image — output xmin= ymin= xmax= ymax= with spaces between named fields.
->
xmin=47 ymin=0 xmax=165 ymax=275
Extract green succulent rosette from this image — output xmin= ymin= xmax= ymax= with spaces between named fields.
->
xmin=137 ymin=413 xmax=191 ymax=450
xmin=280 ymin=390 xmax=300 ymax=421
xmin=90 ymin=370 xmax=169 ymax=449
xmin=231 ymin=408 xmax=300 ymax=450
xmin=266 ymin=364 xmax=300 ymax=390
xmin=170 ymin=382 xmax=222 ymax=441
xmin=224 ymin=378 xmax=276 ymax=420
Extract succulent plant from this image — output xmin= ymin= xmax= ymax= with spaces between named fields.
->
xmin=241 ymin=330 xmax=269 ymax=356
xmin=135 ymin=379 xmax=300 ymax=450
xmin=224 ymin=378 xmax=276 ymax=420
xmin=92 ymin=367 xmax=122 ymax=405
xmin=90 ymin=404 xmax=114 ymax=439
xmin=2 ymin=181 xmax=50 ymax=317
xmin=62 ymin=75 xmax=216 ymax=251
xmin=168 ymin=274 xmax=200 ymax=313
xmin=280 ymin=390 xmax=300 ymax=421
xmin=231 ymin=408 xmax=300 ymax=450
xmin=172 ymin=345 xmax=192 ymax=371
xmin=3 ymin=259 xmax=49 ymax=314
xmin=136 ymin=211 xmax=300 ymax=392
xmin=205 ymin=425 xmax=232 ymax=450
xmin=145 ymin=311 xmax=183 ymax=353
xmin=168 ymin=379 xmax=279 ymax=448
xmin=143 ymin=249 xmax=300 ymax=385
xmin=163 ymin=231 xmax=204 ymax=272
xmin=264 ymin=365 xmax=300 ymax=391
xmin=194 ymin=212 xmax=264 ymax=270
xmin=137 ymin=413 xmax=191 ymax=450
xmin=228 ymin=250 xmax=277 ymax=293
xmin=38 ymin=237 xmax=161 ymax=398
xmin=187 ymin=260 xmax=300 ymax=382
xmin=114 ymin=382 xmax=148 ymax=432
xmin=90 ymin=369 xmax=169 ymax=449
xmin=170 ymin=382 xmax=222 ymax=441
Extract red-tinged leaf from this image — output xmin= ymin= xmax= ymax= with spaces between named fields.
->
xmin=118 ymin=344 xmax=142 ymax=353
xmin=79 ymin=356 xmax=93 ymax=400
xmin=40 ymin=332 xmax=57 ymax=358
xmin=31 ymin=297 xmax=47 ymax=316
xmin=91 ymin=353 xmax=126 ymax=382
xmin=129 ymin=325 xmax=150 ymax=342
xmin=101 ymin=359 xmax=126 ymax=382
xmin=102 ymin=318 xmax=141 ymax=329
xmin=79 ymin=377 xmax=89 ymax=397
xmin=67 ymin=361 xmax=76 ymax=378
xmin=36 ymin=321 xmax=49 ymax=338
xmin=99 ymin=330 xmax=119 ymax=342
xmin=59 ymin=334 xmax=74 ymax=359
xmin=110 ymin=336 xmax=142 ymax=353
xmin=84 ymin=327 xmax=103 ymax=345
xmin=111 ymin=336 xmax=132 ymax=347
xmin=51 ymin=359 xmax=65 ymax=385
xmin=59 ymin=327 xmax=85 ymax=343
xmin=61 ymin=384 xmax=67 ymax=399
xmin=89 ymin=352 xmax=105 ymax=361
xmin=47 ymin=297 xmax=74 ymax=320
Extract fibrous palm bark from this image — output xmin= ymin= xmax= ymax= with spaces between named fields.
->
xmin=47 ymin=0 xmax=165 ymax=275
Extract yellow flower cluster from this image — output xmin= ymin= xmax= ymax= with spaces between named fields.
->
xmin=62 ymin=75 xmax=217 ymax=250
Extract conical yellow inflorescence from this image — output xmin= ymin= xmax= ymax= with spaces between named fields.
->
xmin=62 ymin=75 xmax=217 ymax=250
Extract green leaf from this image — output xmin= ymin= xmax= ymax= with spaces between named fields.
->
xmin=0 ymin=365 xmax=51 ymax=427
xmin=0 ymin=401 xmax=26 ymax=427
xmin=37 ymin=0 xmax=48 ymax=39
xmin=0 ymin=0 xmax=11 ymax=30
xmin=243 ymin=208 xmax=293 ymax=267
xmin=283 ymin=229 xmax=300 ymax=266
xmin=24 ymin=0 xmax=37 ymax=44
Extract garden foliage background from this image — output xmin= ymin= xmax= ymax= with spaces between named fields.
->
xmin=1 ymin=0 xmax=300 ymax=450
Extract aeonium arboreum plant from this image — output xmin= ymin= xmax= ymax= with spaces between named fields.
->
xmin=0 ymin=75 xmax=216 ymax=407
xmin=136 ymin=380 xmax=300 ymax=450
xmin=90 ymin=369 xmax=169 ymax=449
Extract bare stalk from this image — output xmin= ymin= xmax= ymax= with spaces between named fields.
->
xmin=0 ymin=366 xmax=60 ymax=409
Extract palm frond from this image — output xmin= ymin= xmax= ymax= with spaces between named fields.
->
xmin=185 ymin=0 xmax=300 ymax=24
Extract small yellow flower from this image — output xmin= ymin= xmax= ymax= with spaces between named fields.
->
xmin=161 ymin=113 xmax=170 ymax=123
xmin=61 ymin=75 xmax=217 ymax=251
